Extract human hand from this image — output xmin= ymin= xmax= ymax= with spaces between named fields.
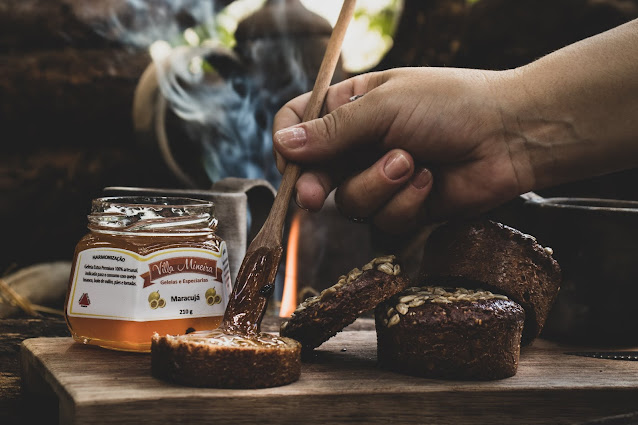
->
xmin=273 ymin=67 xmax=530 ymax=234
xmin=273 ymin=21 xmax=638 ymax=234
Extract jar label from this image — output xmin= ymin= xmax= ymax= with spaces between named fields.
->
xmin=66 ymin=243 xmax=233 ymax=321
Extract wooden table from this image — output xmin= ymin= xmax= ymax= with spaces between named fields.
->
xmin=0 ymin=317 xmax=70 ymax=425
xmin=17 ymin=318 xmax=638 ymax=425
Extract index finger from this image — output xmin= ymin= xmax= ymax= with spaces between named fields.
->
xmin=273 ymin=71 xmax=387 ymax=133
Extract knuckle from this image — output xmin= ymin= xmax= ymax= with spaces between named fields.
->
xmin=319 ymin=113 xmax=338 ymax=142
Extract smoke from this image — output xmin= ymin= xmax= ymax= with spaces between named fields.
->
xmin=88 ymin=0 xmax=316 ymax=187
xmin=147 ymin=1 xmax=314 ymax=187
xmin=91 ymin=0 xmax=218 ymax=48
xmin=153 ymin=43 xmax=285 ymax=185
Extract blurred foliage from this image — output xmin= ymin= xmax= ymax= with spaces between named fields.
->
xmin=178 ymin=0 xmax=403 ymax=73
xmin=355 ymin=0 xmax=402 ymax=37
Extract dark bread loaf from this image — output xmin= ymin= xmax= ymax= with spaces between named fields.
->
xmin=420 ymin=219 xmax=561 ymax=344
xmin=375 ymin=286 xmax=525 ymax=380
xmin=281 ymin=255 xmax=410 ymax=351
xmin=151 ymin=330 xmax=301 ymax=388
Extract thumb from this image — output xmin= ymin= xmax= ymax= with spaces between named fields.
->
xmin=273 ymin=94 xmax=387 ymax=164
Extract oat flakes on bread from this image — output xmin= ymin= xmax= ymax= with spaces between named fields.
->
xmin=375 ymin=286 xmax=525 ymax=380
xmin=420 ymin=219 xmax=561 ymax=344
xmin=280 ymin=255 xmax=410 ymax=351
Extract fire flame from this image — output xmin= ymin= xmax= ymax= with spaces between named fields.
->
xmin=279 ymin=212 xmax=301 ymax=317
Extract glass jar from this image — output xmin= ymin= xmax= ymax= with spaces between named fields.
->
xmin=64 ymin=197 xmax=232 ymax=352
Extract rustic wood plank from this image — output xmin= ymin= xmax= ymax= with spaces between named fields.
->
xmin=1 ymin=317 xmax=69 ymax=425
xmin=20 ymin=329 xmax=638 ymax=425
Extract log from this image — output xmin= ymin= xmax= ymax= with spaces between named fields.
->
xmin=453 ymin=0 xmax=638 ymax=70
xmin=0 ymin=48 xmax=150 ymax=149
xmin=374 ymin=0 xmax=468 ymax=70
xmin=0 ymin=0 xmax=236 ymax=52
xmin=0 ymin=0 xmax=117 ymax=52
xmin=375 ymin=0 xmax=638 ymax=71
xmin=0 ymin=148 xmax=181 ymax=273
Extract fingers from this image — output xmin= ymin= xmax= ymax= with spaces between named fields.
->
xmin=272 ymin=72 xmax=390 ymax=172
xmin=294 ymin=169 xmax=334 ymax=211
xmin=294 ymin=159 xmax=434 ymax=233
xmin=272 ymin=69 xmax=434 ymax=231
xmin=333 ymin=151 xmax=434 ymax=234
xmin=274 ymin=94 xmax=384 ymax=163
xmin=372 ymin=167 xmax=433 ymax=234
xmin=334 ymin=149 xmax=415 ymax=219
xmin=274 ymin=71 xmax=385 ymax=131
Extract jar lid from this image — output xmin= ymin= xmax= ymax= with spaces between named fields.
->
xmin=88 ymin=197 xmax=217 ymax=236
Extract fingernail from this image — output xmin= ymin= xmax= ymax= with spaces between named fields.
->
xmin=274 ymin=127 xmax=307 ymax=149
xmin=411 ymin=167 xmax=432 ymax=189
xmin=384 ymin=152 xmax=411 ymax=180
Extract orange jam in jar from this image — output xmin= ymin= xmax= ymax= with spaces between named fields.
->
xmin=65 ymin=197 xmax=232 ymax=352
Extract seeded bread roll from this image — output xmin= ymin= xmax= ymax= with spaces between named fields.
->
xmin=375 ymin=286 xmax=525 ymax=380
xmin=151 ymin=330 xmax=301 ymax=388
xmin=281 ymin=255 xmax=410 ymax=351
xmin=420 ymin=219 xmax=561 ymax=344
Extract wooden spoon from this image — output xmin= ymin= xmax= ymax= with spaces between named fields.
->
xmin=151 ymin=0 xmax=357 ymax=388
xmin=221 ymin=0 xmax=357 ymax=335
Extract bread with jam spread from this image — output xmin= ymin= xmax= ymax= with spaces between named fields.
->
xmin=151 ymin=330 xmax=301 ymax=388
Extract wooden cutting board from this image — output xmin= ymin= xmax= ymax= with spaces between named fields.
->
xmin=21 ymin=330 xmax=638 ymax=425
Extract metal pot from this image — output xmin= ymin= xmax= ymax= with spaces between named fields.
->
xmin=520 ymin=192 xmax=638 ymax=345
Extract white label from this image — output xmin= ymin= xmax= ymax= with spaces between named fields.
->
xmin=67 ymin=243 xmax=232 ymax=321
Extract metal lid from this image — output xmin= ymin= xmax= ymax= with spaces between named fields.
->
xmin=88 ymin=196 xmax=217 ymax=236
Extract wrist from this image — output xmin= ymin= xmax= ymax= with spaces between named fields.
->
xmin=501 ymin=21 xmax=638 ymax=193
xmin=497 ymin=64 xmax=604 ymax=193
xmin=488 ymin=67 xmax=547 ymax=195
